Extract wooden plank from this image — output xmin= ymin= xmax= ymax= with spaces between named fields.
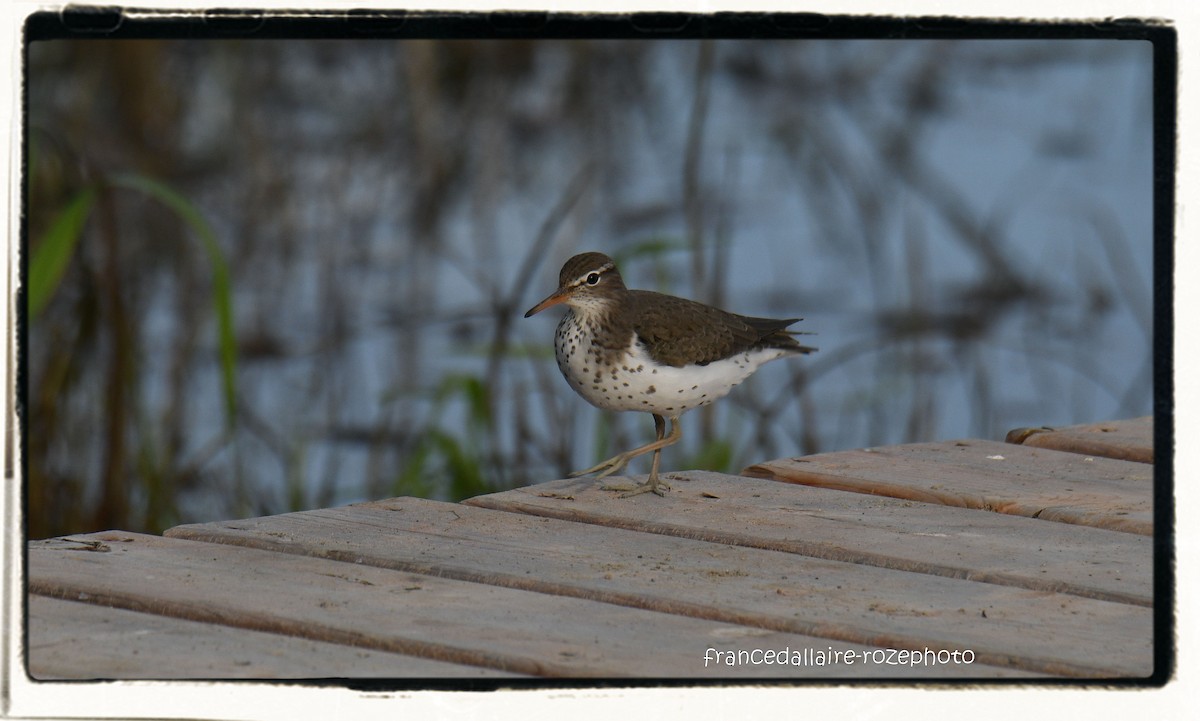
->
xmin=743 ymin=439 xmax=1152 ymax=535
xmin=168 ymin=497 xmax=1148 ymax=678
xmin=28 ymin=533 xmax=996 ymax=679
xmin=1006 ymin=417 xmax=1154 ymax=464
xmin=464 ymin=472 xmax=1150 ymax=607
xmin=29 ymin=595 xmax=521 ymax=680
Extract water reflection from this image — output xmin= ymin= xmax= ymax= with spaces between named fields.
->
xmin=26 ymin=38 xmax=1153 ymax=536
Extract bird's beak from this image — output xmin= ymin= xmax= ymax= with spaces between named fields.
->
xmin=524 ymin=287 xmax=571 ymax=317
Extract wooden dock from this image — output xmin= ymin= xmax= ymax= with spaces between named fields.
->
xmin=27 ymin=417 xmax=1156 ymax=681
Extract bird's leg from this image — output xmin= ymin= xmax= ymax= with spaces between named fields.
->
xmin=617 ymin=415 xmax=673 ymax=498
xmin=592 ymin=414 xmax=679 ymax=497
xmin=571 ymin=413 xmax=671 ymax=480
xmin=648 ymin=415 xmax=665 ymax=483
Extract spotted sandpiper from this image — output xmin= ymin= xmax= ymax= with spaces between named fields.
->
xmin=524 ymin=251 xmax=816 ymax=497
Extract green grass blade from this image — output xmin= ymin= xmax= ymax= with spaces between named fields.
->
xmin=687 ymin=438 xmax=734 ymax=473
xmin=28 ymin=187 xmax=96 ymax=318
xmin=110 ymin=173 xmax=238 ymax=427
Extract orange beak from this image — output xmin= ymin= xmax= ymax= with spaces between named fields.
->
xmin=524 ymin=287 xmax=572 ymax=317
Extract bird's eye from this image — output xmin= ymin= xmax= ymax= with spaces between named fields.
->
xmin=586 ymin=272 xmax=600 ymax=285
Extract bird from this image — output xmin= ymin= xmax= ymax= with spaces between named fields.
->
xmin=524 ymin=251 xmax=816 ymax=497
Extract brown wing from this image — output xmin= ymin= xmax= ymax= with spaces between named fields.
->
xmin=626 ymin=290 xmax=813 ymax=367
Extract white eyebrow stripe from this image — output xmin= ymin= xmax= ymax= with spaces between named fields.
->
xmin=573 ymin=261 xmax=615 ymax=286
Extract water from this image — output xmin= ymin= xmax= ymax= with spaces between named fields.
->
xmin=26 ymin=38 xmax=1155 ymax=530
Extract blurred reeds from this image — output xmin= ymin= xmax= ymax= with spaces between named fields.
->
xmin=24 ymin=39 xmax=1153 ymax=538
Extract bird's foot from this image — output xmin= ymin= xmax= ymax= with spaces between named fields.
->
xmin=569 ymin=454 xmax=631 ymax=480
xmin=602 ymin=477 xmax=671 ymax=498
